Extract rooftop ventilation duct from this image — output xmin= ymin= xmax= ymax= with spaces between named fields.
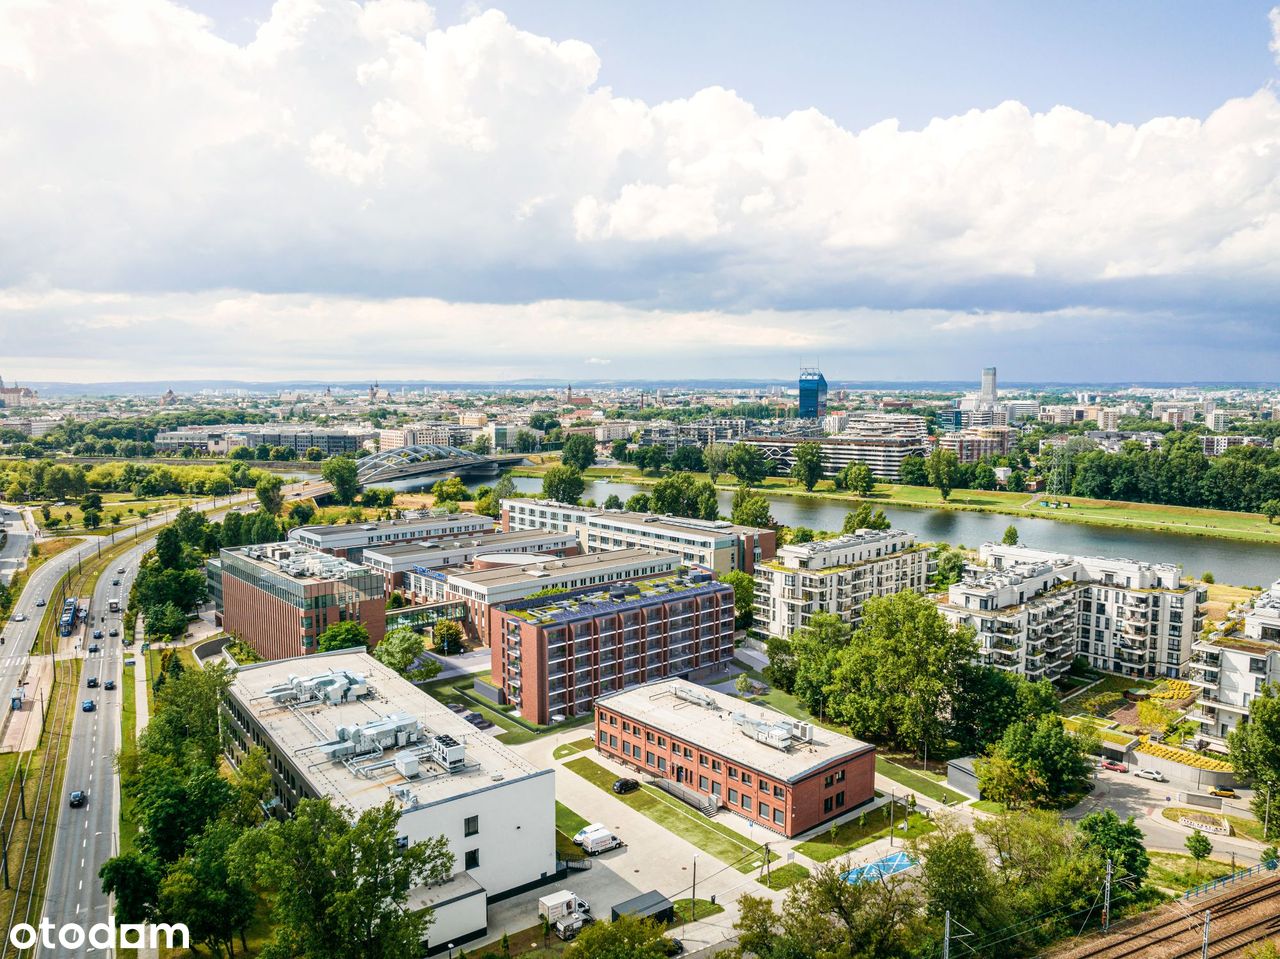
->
xmin=732 ymin=711 xmax=794 ymax=751
xmin=672 ymin=685 xmax=718 ymax=710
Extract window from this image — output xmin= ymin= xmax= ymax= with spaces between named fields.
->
xmin=646 ymin=731 xmax=655 ymax=742
xmin=464 ymin=815 xmax=479 ymax=837
xmin=395 ymin=836 xmax=409 ymax=849
xmin=683 ymin=747 xmax=693 ymax=759
xmin=759 ymin=779 xmax=770 ymax=793
xmin=465 ymin=849 xmax=480 ymax=870
xmin=609 ymin=734 xmax=617 ymax=748
xmin=646 ymin=750 xmax=656 ymax=766
xmin=699 ymin=775 xmax=710 ymax=791
xmin=741 ymin=795 xmax=752 ymax=811
xmin=773 ymin=785 xmax=784 ymax=799
xmin=773 ymin=808 xmax=784 ymax=825
xmin=658 ymin=757 xmax=667 ymax=772
xmin=599 ymin=730 xmax=608 ymax=744
xmin=729 ymin=788 xmax=739 ymax=803
xmin=728 ymin=767 xmax=738 ymax=780
xmin=836 ymin=791 xmax=845 ymax=808
xmin=609 ymin=714 xmax=617 ymax=726
xmin=622 ymin=721 xmax=630 ymax=733
xmin=759 ymin=801 xmax=771 ymax=819
xmin=824 ymin=774 xmax=833 ymax=788
xmin=741 ymin=773 xmax=752 ymax=786
xmin=699 ymin=755 xmax=708 ymax=767
xmin=823 ymin=796 xmax=833 ymax=814
xmin=657 ymin=736 xmax=666 ymax=748
xmin=711 ymin=760 xmax=722 ymax=772
xmin=711 ymin=781 xmax=722 ymax=797
xmin=835 ymin=769 xmax=845 ymax=784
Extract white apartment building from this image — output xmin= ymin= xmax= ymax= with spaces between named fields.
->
xmin=950 ymin=544 xmax=1206 ymax=681
xmin=742 ymin=416 xmax=929 ymax=481
xmin=1208 ymin=410 xmax=1231 ymax=431
xmin=1200 ymin=434 xmax=1267 ymax=457
xmin=938 ymin=426 xmax=1012 ymax=463
xmin=753 ymin=529 xmax=934 ymax=638
xmin=1097 ymin=409 xmax=1121 ymax=431
xmin=222 ymin=651 xmax=557 ymax=953
xmin=501 ymin=499 xmax=776 ymax=575
xmin=1185 ymin=579 xmax=1280 ymax=750
xmin=289 ymin=514 xmax=493 ymax=563
xmin=1039 ymin=405 xmax=1085 ymax=425
xmin=378 ymin=423 xmax=468 ymax=450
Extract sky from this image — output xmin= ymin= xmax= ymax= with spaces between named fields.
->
xmin=2 ymin=0 xmax=1280 ymax=385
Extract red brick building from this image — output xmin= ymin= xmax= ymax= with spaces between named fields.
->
xmin=210 ymin=543 xmax=387 ymax=661
xmin=594 ymin=679 xmax=875 ymax=838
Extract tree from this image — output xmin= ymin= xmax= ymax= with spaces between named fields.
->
xmin=632 ymin=445 xmax=668 ymax=473
xmin=1002 ymin=524 xmax=1019 ymax=545
xmin=316 ymin=621 xmax=370 ymax=653
xmin=155 ymin=524 xmax=184 ymax=570
xmin=624 ymin=492 xmax=651 ymax=512
xmin=651 ymin=472 xmax=718 ymax=520
xmin=433 ymin=619 xmax=464 ymax=655
xmin=933 ymin=547 xmax=966 ymax=588
xmin=99 ymin=852 xmax=161 ymax=924
xmin=609 ymin=438 xmax=628 ymax=461
xmin=842 ymin=502 xmax=888 ymax=533
xmin=566 ymin=913 xmax=668 ymax=959
xmin=603 ymin=494 xmax=623 ymax=510
xmin=977 ymin=713 xmax=1097 ymax=809
xmin=726 ymin=443 xmax=767 ymax=485
xmin=899 ymin=455 xmax=928 ymax=486
xmin=1007 ymin=467 xmax=1027 ymax=492
xmin=835 ymin=463 xmax=874 ymax=495
xmin=1228 ymin=682 xmax=1280 ymax=838
xmin=234 ymin=798 xmax=453 ymax=959
xmin=362 ymin=486 xmax=396 ymax=508
xmin=469 ymin=433 xmax=493 ymax=454
xmin=290 ymin=501 xmax=316 ymax=525
xmin=1077 ymin=809 xmax=1150 ymax=887
xmin=160 ymin=820 xmax=257 ymax=956
xmin=911 ymin=816 xmax=1008 ymax=941
xmin=1185 ymin=829 xmax=1213 ymax=876
xmin=431 ymin=476 xmax=468 ymax=503
xmin=82 ymin=507 xmax=102 ymax=530
xmin=927 ymin=447 xmax=959 ymax=501
xmin=322 ymin=456 xmax=360 ymax=505
xmin=735 ymin=673 xmax=754 ymax=696
xmin=1202 ymin=570 xmax=1216 ymax=584
xmin=515 ymin=429 xmax=539 ymax=453
xmin=704 ymin=443 xmax=730 ymax=483
xmin=542 ymin=465 xmax=585 ymax=504
xmin=951 ymin=668 xmax=1059 ymax=753
xmin=669 ymin=445 xmax=705 ymax=472
xmin=790 ymin=442 xmax=824 ymax=491
xmin=145 ymin=601 xmax=189 ymax=642
xmin=730 ymin=486 xmax=772 ymax=528
xmin=228 ymin=446 xmax=253 ymax=461
xmin=305 ymin=446 xmax=325 ymax=461
xmin=373 ymin=625 xmax=441 ymax=682
xmin=721 ymin=571 xmax=755 ymax=630
xmin=973 ymin=463 xmax=997 ymax=490
xmin=561 ymin=434 xmax=597 ymax=472
xmin=1263 ymin=500 xmax=1280 ymax=525
xmin=255 ymin=473 xmax=285 ymax=515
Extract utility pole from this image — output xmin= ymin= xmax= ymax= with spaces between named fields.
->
xmin=18 ymin=768 xmax=26 ymax=820
xmin=1200 ymin=911 xmax=1211 ymax=959
xmin=890 ymin=790 xmax=896 ymax=848
xmin=1102 ymin=858 xmax=1112 ymax=931
xmin=691 ymin=853 xmax=698 ymax=923
xmin=1 ymin=826 xmax=8 ymax=888
xmin=764 ymin=844 xmax=771 ymax=886
xmin=942 ymin=911 xmax=951 ymax=959
xmin=1265 ymin=784 xmax=1273 ymax=844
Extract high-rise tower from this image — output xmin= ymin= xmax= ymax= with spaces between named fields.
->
xmin=980 ymin=367 xmax=998 ymax=405
xmin=799 ymin=368 xmax=828 ymax=419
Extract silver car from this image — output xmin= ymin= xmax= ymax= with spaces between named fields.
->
xmin=1135 ymin=768 xmax=1168 ymax=783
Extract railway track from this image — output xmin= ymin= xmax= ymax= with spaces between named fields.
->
xmin=1059 ymin=876 xmax=1280 ymax=959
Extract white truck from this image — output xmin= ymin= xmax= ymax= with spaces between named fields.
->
xmin=581 ymin=831 xmax=623 ymax=856
xmin=538 ymin=890 xmax=591 ymax=924
xmin=572 ymin=823 xmax=609 ymax=845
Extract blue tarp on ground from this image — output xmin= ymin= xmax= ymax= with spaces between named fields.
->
xmin=841 ymin=851 xmax=917 ymax=884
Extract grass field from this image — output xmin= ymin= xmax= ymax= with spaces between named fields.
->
xmin=1201 ymin=583 xmax=1262 ymax=624
xmin=552 ymin=737 xmax=596 ymax=760
xmin=874 ymin=758 xmax=954 ymax=804
xmin=672 ymin=897 xmax=725 ymax=925
xmin=31 ymin=493 xmax=198 ymax=535
xmin=756 ymin=862 xmax=811 ymax=890
xmin=1060 ymin=675 xmax=1156 ymax=710
xmin=795 ymin=801 xmax=935 ymax=862
xmin=119 ymin=653 xmax=140 ymax=854
xmin=1161 ymin=807 xmax=1270 ymax=843
xmin=563 ymin=756 xmax=776 ymax=873
xmin=1147 ymin=852 xmax=1235 ymax=893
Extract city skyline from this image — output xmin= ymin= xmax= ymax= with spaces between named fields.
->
xmin=3 ymin=1 xmax=1280 ymax=382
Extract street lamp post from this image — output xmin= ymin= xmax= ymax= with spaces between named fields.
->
xmin=691 ymin=853 xmax=698 ymax=923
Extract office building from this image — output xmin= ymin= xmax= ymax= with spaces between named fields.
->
xmin=742 ymin=416 xmax=928 ymax=481
xmin=941 ymin=543 xmax=1206 ymax=682
xmin=364 ymin=529 xmax=578 ymax=593
xmin=210 ymin=543 xmax=387 ymax=660
xmin=753 ymin=529 xmax=934 ymax=638
xmin=798 ymin=368 xmax=828 ymax=419
xmin=594 ymin=679 xmax=875 ymax=838
xmin=1002 ymin=400 xmax=1040 ymax=423
xmin=980 ymin=367 xmax=998 ymax=405
xmin=290 ymin=515 xmax=493 ymax=564
xmin=1038 ymin=406 xmax=1087 ymax=425
xmin=222 ymin=650 xmax=556 ymax=953
xmin=155 ymin=425 xmax=370 ymax=456
xmin=494 ymin=573 xmax=735 ymax=723
xmin=1185 ymin=579 xmax=1280 ymax=751
xmin=937 ymin=425 xmax=1012 ymax=463
xmin=501 ymin=499 xmax=775 ymax=575
xmin=412 ymin=548 xmax=681 ymax=646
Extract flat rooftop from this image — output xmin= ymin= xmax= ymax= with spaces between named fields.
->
xmin=505 ymin=498 xmax=769 ymax=536
xmin=224 ymin=543 xmax=368 ymax=584
xmin=364 ymin=529 xmax=573 ymax=562
xmin=596 ymin=678 xmax=872 ymax=783
xmin=442 ymin=547 xmax=676 ymax=589
xmin=227 ymin=650 xmax=542 ymax=813
xmin=292 ymin=515 xmax=490 ymax=542
xmin=503 ymin=572 xmax=725 ymax=624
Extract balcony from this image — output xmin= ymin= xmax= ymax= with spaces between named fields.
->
xmin=1196 ymin=694 xmax=1250 ymax=714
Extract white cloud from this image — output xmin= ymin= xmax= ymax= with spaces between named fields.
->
xmin=0 ymin=0 xmax=1278 ymax=310
xmin=584 ymin=357 xmax=611 ymax=365
xmin=1272 ymin=6 xmax=1280 ymax=63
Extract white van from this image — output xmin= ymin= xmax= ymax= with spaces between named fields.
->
xmin=572 ymin=823 xmax=609 ymax=845
xmin=581 ymin=831 xmax=623 ymax=856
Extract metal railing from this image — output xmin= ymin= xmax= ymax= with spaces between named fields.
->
xmin=1183 ymin=859 xmax=1278 ymax=899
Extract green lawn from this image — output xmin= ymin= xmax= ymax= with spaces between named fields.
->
xmin=756 ymin=862 xmax=811 ymax=890
xmin=1160 ymin=807 xmax=1271 ymax=843
xmin=971 ymin=799 xmax=1008 ymax=815
xmin=563 ymin=756 xmax=776 ymax=873
xmin=875 ymin=758 xmax=954 ymax=803
xmin=119 ymin=653 xmax=141 ymax=854
xmin=552 ymin=737 xmax=596 ymax=760
xmin=418 ymin=678 xmax=594 ymax=745
xmin=671 ymin=898 xmax=725 ymax=925
xmin=795 ymin=802 xmax=936 ymax=862
xmin=1060 ymin=674 xmax=1155 ymax=710
xmin=555 ymin=800 xmax=590 ymax=837
xmin=32 ymin=493 xmax=198 ymax=535
xmin=1147 ymin=852 xmax=1235 ymax=893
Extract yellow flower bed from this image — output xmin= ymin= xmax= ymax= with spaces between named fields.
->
xmin=1136 ymin=740 xmax=1232 ymax=772
xmin=1151 ymin=679 xmax=1193 ymax=701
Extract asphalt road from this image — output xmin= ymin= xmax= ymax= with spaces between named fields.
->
xmin=0 ymin=507 xmax=33 ymax=586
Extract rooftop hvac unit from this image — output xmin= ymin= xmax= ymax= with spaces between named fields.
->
xmin=791 ymin=721 xmax=814 ymax=743
xmin=393 ymin=751 xmax=420 ymax=778
xmin=430 ymin=734 xmax=466 ymax=771
xmin=672 ymin=685 xmax=718 ymax=710
xmin=732 ymin=711 xmax=793 ymax=751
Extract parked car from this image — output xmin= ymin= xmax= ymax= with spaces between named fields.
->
xmin=1099 ymin=759 xmax=1128 ymax=773
xmin=463 ymin=711 xmax=484 ymax=725
xmin=81 ymin=700 xmax=96 ymax=712
xmin=104 ymin=680 xmax=116 ymax=690
xmin=612 ymin=778 xmax=640 ymax=795
xmin=473 ymin=717 xmax=494 ymax=730
xmin=581 ymin=831 xmax=623 ymax=856
xmin=86 ymin=677 xmax=99 ymax=689
xmin=1209 ymin=787 xmax=1238 ymax=799
xmin=69 ymin=790 xmax=86 ymax=808
xmin=1135 ymin=769 xmax=1168 ymax=783
xmin=446 ymin=703 xmax=467 ymax=714
xmin=664 ymin=938 xmax=685 ymax=956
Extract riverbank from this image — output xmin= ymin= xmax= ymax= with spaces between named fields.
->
xmin=508 ymin=464 xmax=1280 ymax=548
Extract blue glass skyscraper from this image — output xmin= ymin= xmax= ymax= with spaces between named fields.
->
xmin=799 ymin=368 xmax=828 ymax=418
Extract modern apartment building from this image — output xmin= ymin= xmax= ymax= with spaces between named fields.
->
xmin=209 ymin=542 xmax=387 ymax=660
xmin=942 ymin=544 xmax=1206 ymax=681
xmin=742 ymin=416 xmax=929 ymax=481
xmin=753 ymin=530 xmax=934 ymax=638
xmin=289 ymin=514 xmax=493 ymax=563
xmin=798 ymin=368 xmax=829 ymax=419
xmin=1185 ymin=579 xmax=1280 ymax=750
xmin=594 ymin=679 xmax=875 ymax=838
xmin=378 ymin=423 xmax=472 ymax=450
xmin=365 ymin=529 xmax=578 ymax=593
xmin=1097 ymin=409 xmax=1121 ymax=431
xmin=494 ymin=574 xmax=735 ymax=723
xmin=412 ymin=548 xmax=681 ymax=646
xmin=501 ymin=499 xmax=775 ymax=575
xmin=1200 ymin=434 xmax=1267 ymax=457
xmin=222 ymin=650 xmax=556 ymax=953
xmin=937 ymin=426 xmax=1012 ymax=463
xmin=155 ymin=425 xmax=371 ymax=456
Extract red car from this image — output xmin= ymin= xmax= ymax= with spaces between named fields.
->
xmin=1099 ymin=759 xmax=1128 ymax=773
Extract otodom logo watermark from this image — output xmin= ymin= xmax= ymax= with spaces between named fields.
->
xmin=8 ymin=918 xmax=189 ymax=951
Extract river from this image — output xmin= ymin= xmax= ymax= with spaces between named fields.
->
xmin=417 ymin=474 xmax=1280 ymax=587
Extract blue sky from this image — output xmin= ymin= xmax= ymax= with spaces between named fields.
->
xmin=2 ymin=0 xmax=1280 ymax=383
